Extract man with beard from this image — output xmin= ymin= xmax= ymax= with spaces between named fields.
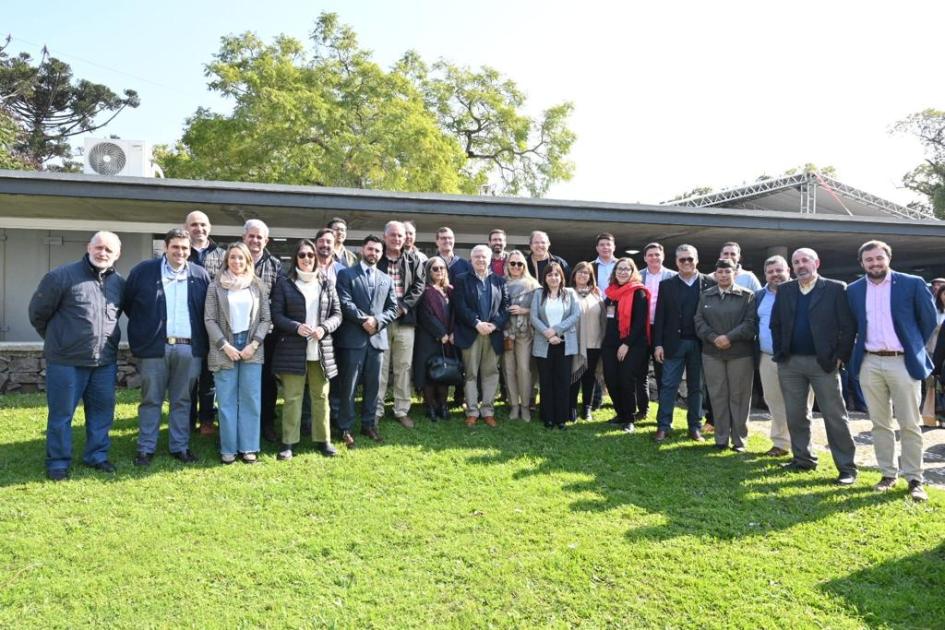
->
xmin=489 ymin=228 xmax=509 ymax=276
xmin=847 ymin=240 xmax=936 ymax=501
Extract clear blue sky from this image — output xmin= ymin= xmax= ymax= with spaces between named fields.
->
xmin=6 ymin=0 xmax=945 ymax=205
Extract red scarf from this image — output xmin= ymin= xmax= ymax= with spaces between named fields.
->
xmin=605 ymin=281 xmax=650 ymax=343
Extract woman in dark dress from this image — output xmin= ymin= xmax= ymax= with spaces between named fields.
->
xmin=414 ymin=256 xmax=455 ymax=420
xmin=601 ymin=257 xmax=650 ymax=433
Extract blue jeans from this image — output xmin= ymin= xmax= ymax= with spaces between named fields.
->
xmin=45 ymin=362 xmax=117 ymax=472
xmin=214 ymin=331 xmax=262 ymax=455
xmin=657 ymin=339 xmax=704 ymax=432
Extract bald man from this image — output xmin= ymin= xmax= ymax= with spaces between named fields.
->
xmin=184 ymin=210 xmax=220 ymax=434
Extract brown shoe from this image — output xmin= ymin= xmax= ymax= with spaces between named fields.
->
xmin=482 ymin=416 xmax=497 ymax=427
xmin=360 ymin=427 xmax=384 ymax=442
xmin=764 ymin=447 xmax=790 ymax=457
xmin=396 ymin=415 xmax=415 ymax=429
xmin=341 ymin=431 xmax=356 ymax=449
xmin=199 ymin=423 xmax=217 ymax=436
xmin=465 ymin=416 xmax=478 ymax=427
xmin=688 ymin=429 xmax=705 ymax=442
xmin=873 ymin=476 xmax=898 ymax=491
xmin=654 ymin=429 xmax=667 ymax=443
xmin=908 ymin=479 xmax=928 ymax=502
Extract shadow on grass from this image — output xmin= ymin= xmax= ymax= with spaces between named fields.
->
xmin=821 ymin=541 xmax=945 ymax=627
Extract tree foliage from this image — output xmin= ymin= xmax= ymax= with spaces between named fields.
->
xmin=158 ymin=13 xmax=575 ymax=196
xmin=0 ymin=41 xmax=140 ymax=168
xmin=895 ymin=108 xmax=945 ymax=219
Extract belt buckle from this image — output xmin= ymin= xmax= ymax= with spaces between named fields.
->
xmin=168 ymin=336 xmax=177 ymax=345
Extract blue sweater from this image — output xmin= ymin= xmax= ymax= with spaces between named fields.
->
xmin=790 ymin=290 xmax=817 ymax=356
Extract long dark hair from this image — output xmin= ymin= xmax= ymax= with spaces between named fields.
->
xmin=540 ymin=261 xmax=567 ymax=304
xmin=936 ymin=284 xmax=945 ymax=314
xmin=286 ymin=239 xmax=318 ymax=283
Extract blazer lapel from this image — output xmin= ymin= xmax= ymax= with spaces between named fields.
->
xmin=808 ymin=277 xmax=826 ymax=311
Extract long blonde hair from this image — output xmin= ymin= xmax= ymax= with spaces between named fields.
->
xmin=505 ymin=250 xmax=539 ymax=290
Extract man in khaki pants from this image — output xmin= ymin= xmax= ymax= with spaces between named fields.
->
xmin=846 ymin=240 xmax=937 ymax=501
xmin=755 ymin=255 xmax=813 ymax=457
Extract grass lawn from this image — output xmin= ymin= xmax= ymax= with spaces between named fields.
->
xmin=1 ymin=389 xmax=943 ymax=628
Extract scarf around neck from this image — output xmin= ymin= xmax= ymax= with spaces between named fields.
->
xmin=219 ymin=270 xmax=253 ymax=291
xmin=605 ymin=281 xmax=650 ymax=342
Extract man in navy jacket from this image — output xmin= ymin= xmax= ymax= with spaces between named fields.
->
xmin=124 ymin=228 xmax=210 ymax=466
xmin=847 ymin=240 xmax=936 ymax=501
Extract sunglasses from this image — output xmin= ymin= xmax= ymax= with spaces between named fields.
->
xmin=297 ymin=252 xmax=316 ymax=259
xmin=430 ymin=266 xmax=446 ymax=271
xmin=508 ymin=261 xmax=525 ymax=267
xmin=677 ymin=257 xmax=694 ymax=263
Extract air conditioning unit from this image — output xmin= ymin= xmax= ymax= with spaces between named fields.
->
xmin=83 ymin=138 xmax=164 ymax=177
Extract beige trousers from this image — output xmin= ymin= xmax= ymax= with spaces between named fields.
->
xmin=377 ymin=320 xmax=415 ymax=418
xmin=502 ymin=335 xmax=533 ymax=408
xmin=859 ymin=353 xmax=924 ymax=482
xmin=461 ymin=335 xmax=500 ymax=417
xmin=759 ymin=352 xmax=813 ymax=451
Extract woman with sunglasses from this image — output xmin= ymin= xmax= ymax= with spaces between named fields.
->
xmin=602 ymin=258 xmax=650 ymax=433
xmin=503 ymin=250 xmax=540 ymax=421
xmin=569 ymin=261 xmax=607 ymax=421
xmin=415 ymin=256 xmax=456 ymax=420
xmin=271 ymin=239 xmax=343 ymax=459
xmin=204 ymin=242 xmax=271 ymax=464
xmin=530 ymin=262 xmax=581 ymax=429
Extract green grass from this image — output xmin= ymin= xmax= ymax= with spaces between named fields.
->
xmin=1 ymin=390 xmax=943 ymax=628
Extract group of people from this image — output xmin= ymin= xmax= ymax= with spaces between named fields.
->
xmin=29 ymin=214 xmax=942 ymax=502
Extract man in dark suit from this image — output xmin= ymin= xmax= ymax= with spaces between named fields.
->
xmin=653 ymin=244 xmax=716 ymax=442
xmin=771 ymin=247 xmax=858 ymax=485
xmin=847 ymin=240 xmax=936 ymax=501
xmin=454 ymin=244 xmax=510 ymax=427
xmin=334 ymin=235 xmax=399 ymax=448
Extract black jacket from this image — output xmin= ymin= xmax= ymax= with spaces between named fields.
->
xmin=270 ymin=274 xmax=342 ymax=378
xmin=28 ymin=255 xmax=125 ymax=367
xmin=377 ymin=250 xmax=426 ymax=326
xmin=770 ymin=276 xmax=856 ymax=373
xmin=653 ymin=273 xmax=717 ymax=356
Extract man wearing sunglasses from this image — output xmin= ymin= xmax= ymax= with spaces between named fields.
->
xmin=653 ymin=244 xmax=717 ymax=443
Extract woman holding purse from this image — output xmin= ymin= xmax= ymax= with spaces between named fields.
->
xmin=415 ymin=256 xmax=457 ymax=420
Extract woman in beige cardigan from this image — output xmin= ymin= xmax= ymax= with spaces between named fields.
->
xmin=204 ymin=243 xmax=271 ymax=464
xmin=569 ymin=261 xmax=607 ymax=421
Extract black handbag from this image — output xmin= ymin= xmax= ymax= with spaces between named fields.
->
xmin=427 ymin=345 xmax=464 ymax=386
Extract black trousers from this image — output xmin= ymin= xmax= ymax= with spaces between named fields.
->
xmin=537 ymin=344 xmax=572 ymax=427
xmin=602 ymin=343 xmax=648 ymax=422
xmin=260 ymin=333 xmax=279 ymax=435
xmin=569 ymin=348 xmax=601 ymax=412
xmin=189 ymin=359 xmax=216 ymax=428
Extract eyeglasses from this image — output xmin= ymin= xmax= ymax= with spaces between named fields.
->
xmin=297 ymin=252 xmax=316 ymax=259
xmin=430 ymin=266 xmax=446 ymax=271
xmin=677 ymin=257 xmax=694 ymax=263
xmin=508 ymin=261 xmax=525 ymax=267
xmin=615 ymin=267 xmax=632 ymax=273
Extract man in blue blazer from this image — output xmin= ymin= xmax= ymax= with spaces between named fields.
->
xmin=335 ymin=235 xmax=399 ymax=448
xmin=453 ymin=245 xmax=510 ymax=426
xmin=124 ymin=228 xmax=209 ymax=466
xmin=847 ymin=240 xmax=937 ymax=501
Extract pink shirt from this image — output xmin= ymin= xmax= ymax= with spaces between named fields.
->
xmin=864 ymin=274 xmax=904 ymax=352
xmin=645 ymin=270 xmax=662 ymax=325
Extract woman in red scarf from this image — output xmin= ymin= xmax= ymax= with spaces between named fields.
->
xmin=602 ymin=258 xmax=650 ymax=432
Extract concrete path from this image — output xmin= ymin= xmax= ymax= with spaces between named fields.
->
xmin=747 ymin=409 xmax=945 ymax=488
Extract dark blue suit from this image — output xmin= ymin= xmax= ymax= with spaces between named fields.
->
xmin=453 ymin=272 xmax=510 ymax=355
xmin=335 ymin=264 xmax=399 ymax=431
xmin=847 ymin=271 xmax=937 ymax=381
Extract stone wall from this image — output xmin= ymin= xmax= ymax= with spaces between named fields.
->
xmin=0 ymin=343 xmax=139 ymax=394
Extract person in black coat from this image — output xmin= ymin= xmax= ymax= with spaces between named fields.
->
xmin=414 ymin=256 xmax=456 ymax=420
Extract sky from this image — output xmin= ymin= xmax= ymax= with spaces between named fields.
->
xmin=5 ymin=0 xmax=944 ymax=206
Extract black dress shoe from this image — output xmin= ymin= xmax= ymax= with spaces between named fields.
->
xmin=835 ymin=472 xmax=857 ymax=486
xmin=46 ymin=468 xmax=69 ymax=481
xmin=171 ymin=449 xmax=198 ymax=464
xmin=341 ymin=431 xmax=356 ymax=449
xmin=714 ymin=443 xmax=727 ymax=451
xmin=315 ymin=442 xmax=338 ymax=457
xmin=360 ymin=427 xmax=384 ymax=442
xmin=262 ymin=426 xmax=278 ymax=443
xmin=731 ymin=445 xmax=747 ymax=453
xmin=87 ymin=460 xmax=116 ymax=473
xmin=133 ymin=452 xmax=155 ymax=467
xmin=781 ymin=461 xmax=816 ymax=473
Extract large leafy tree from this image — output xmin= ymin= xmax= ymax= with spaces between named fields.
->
xmin=895 ymin=109 xmax=945 ymax=219
xmin=0 ymin=42 xmax=140 ymax=168
xmin=158 ymin=13 xmax=575 ymax=196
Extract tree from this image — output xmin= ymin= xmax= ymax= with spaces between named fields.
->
xmin=158 ymin=13 xmax=575 ymax=196
xmin=894 ymin=109 xmax=945 ymax=219
xmin=0 ymin=42 xmax=140 ymax=168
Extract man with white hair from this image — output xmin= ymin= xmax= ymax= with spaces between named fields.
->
xmin=204 ymin=218 xmax=284 ymax=441
xmin=453 ymin=244 xmax=510 ymax=426
xmin=771 ymin=247 xmax=858 ymax=486
xmin=527 ymin=230 xmax=570 ymax=283
xmin=184 ymin=210 xmax=219 ymax=435
xmin=29 ymin=231 xmax=126 ymax=481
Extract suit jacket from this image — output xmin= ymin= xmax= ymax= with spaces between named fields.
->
xmin=453 ymin=272 xmax=510 ymax=354
xmin=334 ymin=264 xmax=399 ymax=351
xmin=770 ymin=276 xmax=855 ymax=373
xmin=846 ymin=271 xmax=937 ymax=380
xmin=653 ymin=273 xmax=717 ymax=357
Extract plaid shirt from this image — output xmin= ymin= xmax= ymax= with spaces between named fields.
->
xmin=385 ymin=256 xmax=405 ymax=298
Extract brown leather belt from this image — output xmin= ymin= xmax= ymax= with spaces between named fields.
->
xmin=166 ymin=337 xmax=192 ymax=345
xmin=866 ymin=350 xmax=903 ymax=357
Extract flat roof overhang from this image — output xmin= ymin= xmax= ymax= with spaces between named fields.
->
xmin=2 ymin=170 xmax=944 ymax=278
